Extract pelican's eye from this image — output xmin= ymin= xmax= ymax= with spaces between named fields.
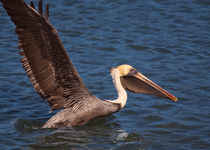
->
xmin=129 ymin=68 xmax=137 ymax=75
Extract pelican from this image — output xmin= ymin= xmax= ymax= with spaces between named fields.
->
xmin=1 ymin=0 xmax=178 ymax=128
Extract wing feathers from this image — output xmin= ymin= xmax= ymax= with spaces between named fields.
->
xmin=38 ymin=0 xmax=43 ymax=16
xmin=1 ymin=0 xmax=92 ymax=111
xmin=30 ymin=2 xmax=35 ymax=9
xmin=45 ymin=4 xmax=49 ymax=22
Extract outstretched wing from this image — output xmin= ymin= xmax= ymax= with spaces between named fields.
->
xmin=1 ymin=0 xmax=93 ymax=110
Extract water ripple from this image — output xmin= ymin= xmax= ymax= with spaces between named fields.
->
xmin=0 ymin=0 xmax=210 ymax=149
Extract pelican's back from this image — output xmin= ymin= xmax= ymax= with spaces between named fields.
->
xmin=43 ymin=97 xmax=121 ymax=128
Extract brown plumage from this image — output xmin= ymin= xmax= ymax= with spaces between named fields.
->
xmin=1 ymin=0 xmax=177 ymax=128
xmin=2 ymin=0 xmax=91 ymax=110
xmin=1 ymin=0 xmax=121 ymax=128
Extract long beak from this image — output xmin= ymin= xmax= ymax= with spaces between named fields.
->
xmin=120 ymin=71 xmax=178 ymax=102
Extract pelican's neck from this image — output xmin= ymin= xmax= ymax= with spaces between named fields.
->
xmin=107 ymin=69 xmax=127 ymax=109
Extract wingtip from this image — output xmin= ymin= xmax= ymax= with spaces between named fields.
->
xmin=38 ymin=0 xmax=43 ymax=16
xmin=45 ymin=3 xmax=49 ymax=22
xmin=30 ymin=1 xmax=35 ymax=9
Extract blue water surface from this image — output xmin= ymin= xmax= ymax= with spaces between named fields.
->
xmin=0 ymin=0 xmax=210 ymax=149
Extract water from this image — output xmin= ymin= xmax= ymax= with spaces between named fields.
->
xmin=0 ymin=0 xmax=209 ymax=149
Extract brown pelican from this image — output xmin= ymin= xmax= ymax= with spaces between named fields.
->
xmin=1 ymin=0 xmax=178 ymax=128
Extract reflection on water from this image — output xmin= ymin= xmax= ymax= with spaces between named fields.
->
xmin=0 ymin=0 xmax=210 ymax=149
xmin=14 ymin=117 xmax=145 ymax=149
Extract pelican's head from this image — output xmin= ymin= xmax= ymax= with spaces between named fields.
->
xmin=111 ymin=64 xmax=178 ymax=102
